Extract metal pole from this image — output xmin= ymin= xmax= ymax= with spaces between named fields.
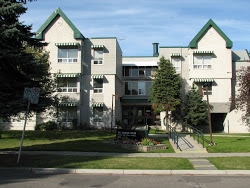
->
xmin=111 ymin=94 xmax=114 ymax=132
xmin=17 ymin=100 xmax=30 ymax=164
xmin=205 ymin=86 xmax=213 ymax=145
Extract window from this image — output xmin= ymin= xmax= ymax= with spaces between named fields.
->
xmin=125 ymin=81 xmax=152 ymax=96
xmin=131 ymin=67 xmax=138 ymax=76
xmin=138 ymin=82 xmax=145 ymax=95
xmin=58 ymin=48 xmax=78 ymax=63
xmin=193 ymin=55 xmax=212 ymax=69
xmin=93 ymin=49 xmax=103 ymax=64
xmin=146 ymin=67 xmax=153 ymax=76
xmin=195 ymin=82 xmax=213 ymax=95
xmin=138 ymin=67 xmax=145 ymax=76
xmin=123 ymin=66 xmax=157 ymax=77
xmin=93 ymin=79 xmax=103 ymax=93
xmin=61 ymin=106 xmax=77 ymax=123
xmin=93 ymin=107 xmax=103 ymax=122
xmin=57 ymin=78 xmax=77 ymax=93
xmin=171 ymin=57 xmax=181 ymax=71
xmin=202 ymin=82 xmax=213 ymax=95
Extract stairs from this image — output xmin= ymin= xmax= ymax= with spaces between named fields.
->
xmin=169 ymin=134 xmax=207 ymax=153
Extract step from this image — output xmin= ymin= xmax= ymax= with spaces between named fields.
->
xmin=189 ymin=158 xmax=218 ymax=170
xmin=169 ymin=134 xmax=207 ymax=153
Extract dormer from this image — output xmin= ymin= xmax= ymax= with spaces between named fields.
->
xmin=189 ymin=19 xmax=232 ymax=49
xmin=36 ymin=7 xmax=84 ymax=40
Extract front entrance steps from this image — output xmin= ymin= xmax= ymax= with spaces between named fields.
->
xmin=168 ymin=134 xmax=207 ymax=153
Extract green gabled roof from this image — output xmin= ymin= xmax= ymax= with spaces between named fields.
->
xmin=36 ymin=7 xmax=84 ymax=40
xmin=189 ymin=19 xmax=232 ymax=49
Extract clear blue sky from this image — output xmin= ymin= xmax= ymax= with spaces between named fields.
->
xmin=20 ymin=0 xmax=250 ymax=56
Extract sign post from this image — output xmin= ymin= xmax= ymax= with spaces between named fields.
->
xmin=17 ymin=87 xmax=40 ymax=164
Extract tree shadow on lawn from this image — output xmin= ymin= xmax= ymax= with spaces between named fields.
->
xmin=1 ymin=139 xmax=136 ymax=153
xmin=2 ymin=130 xmax=115 ymax=140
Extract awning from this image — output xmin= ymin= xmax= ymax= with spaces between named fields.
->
xmin=193 ymin=50 xmax=214 ymax=54
xmin=91 ymin=74 xmax=103 ymax=79
xmin=210 ymin=102 xmax=230 ymax=113
xmin=171 ymin=53 xmax=181 ymax=57
xmin=55 ymin=73 xmax=80 ymax=77
xmin=91 ymin=45 xmax=104 ymax=49
xmin=92 ymin=102 xmax=104 ymax=107
xmin=59 ymin=102 xmax=78 ymax=107
xmin=193 ymin=78 xmax=214 ymax=82
xmin=121 ymin=99 xmax=151 ymax=104
xmin=55 ymin=42 xmax=80 ymax=46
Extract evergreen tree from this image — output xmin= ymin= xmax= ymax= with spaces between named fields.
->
xmin=150 ymin=56 xmax=182 ymax=133
xmin=0 ymin=0 xmax=55 ymax=119
xmin=235 ymin=65 xmax=250 ymax=128
xmin=184 ymin=87 xmax=208 ymax=128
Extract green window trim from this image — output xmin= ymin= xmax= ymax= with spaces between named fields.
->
xmin=59 ymin=102 xmax=78 ymax=107
xmin=193 ymin=51 xmax=214 ymax=54
xmin=55 ymin=73 xmax=80 ymax=77
xmin=91 ymin=74 xmax=104 ymax=79
xmin=92 ymin=102 xmax=104 ymax=107
xmin=193 ymin=78 xmax=214 ymax=82
xmin=55 ymin=42 xmax=80 ymax=47
xmin=171 ymin=53 xmax=181 ymax=57
xmin=91 ymin=45 xmax=104 ymax=49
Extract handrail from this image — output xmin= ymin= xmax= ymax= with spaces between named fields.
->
xmin=185 ymin=124 xmax=205 ymax=148
xmin=169 ymin=125 xmax=180 ymax=150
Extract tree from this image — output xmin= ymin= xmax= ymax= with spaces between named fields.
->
xmin=235 ymin=65 xmax=250 ymax=128
xmin=0 ymin=0 xmax=55 ymax=119
xmin=150 ymin=56 xmax=182 ymax=133
xmin=184 ymin=87 xmax=208 ymax=129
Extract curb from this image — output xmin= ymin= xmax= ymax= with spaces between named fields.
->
xmin=1 ymin=168 xmax=250 ymax=175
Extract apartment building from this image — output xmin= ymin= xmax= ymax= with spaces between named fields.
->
xmin=1 ymin=8 xmax=249 ymax=133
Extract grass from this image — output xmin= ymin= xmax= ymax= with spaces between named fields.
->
xmin=1 ymin=130 xmax=250 ymax=170
xmin=208 ymin=157 xmax=250 ymax=170
xmin=204 ymin=134 xmax=250 ymax=153
xmin=0 ymin=154 xmax=194 ymax=170
xmin=0 ymin=130 xmax=174 ymax=153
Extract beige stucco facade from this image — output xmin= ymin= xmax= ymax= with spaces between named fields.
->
xmin=1 ymin=9 xmax=249 ymax=133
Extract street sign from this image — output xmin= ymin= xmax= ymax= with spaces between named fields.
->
xmin=23 ymin=87 xmax=40 ymax=104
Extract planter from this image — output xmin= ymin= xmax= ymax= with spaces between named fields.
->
xmin=116 ymin=143 xmax=167 ymax=152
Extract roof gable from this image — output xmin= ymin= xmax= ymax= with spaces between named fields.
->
xmin=189 ymin=19 xmax=232 ymax=49
xmin=36 ymin=7 xmax=84 ymax=40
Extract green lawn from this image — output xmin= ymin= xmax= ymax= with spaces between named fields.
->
xmin=208 ymin=157 xmax=250 ymax=170
xmin=0 ymin=154 xmax=193 ymax=170
xmin=204 ymin=134 xmax=250 ymax=153
xmin=1 ymin=130 xmax=250 ymax=170
xmin=0 ymin=130 xmax=174 ymax=153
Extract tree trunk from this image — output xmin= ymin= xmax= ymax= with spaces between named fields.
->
xmin=165 ymin=104 xmax=169 ymax=134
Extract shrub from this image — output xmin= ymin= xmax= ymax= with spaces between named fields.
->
xmin=141 ymin=138 xmax=160 ymax=146
xmin=35 ymin=121 xmax=57 ymax=131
